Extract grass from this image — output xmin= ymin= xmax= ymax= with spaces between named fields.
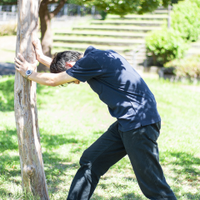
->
xmin=0 ymin=75 xmax=200 ymax=199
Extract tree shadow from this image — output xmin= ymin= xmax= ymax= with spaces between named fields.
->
xmin=0 ymin=76 xmax=50 ymax=112
xmin=160 ymin=151 xmax=200 ymax=199
xmin=161 ymin=151 xmax=200 ymax=179
xmin=0 ymin=129 xmax=18 ymax=152
xmin=2 ymin=125 xmax=200 ymax=199
xmin=40 ymin=131 xmax=79 ymax=149
xmin=0 ymin=76 xmax=15 ymax=111
xmin=91 ymin=193 xmax=144 ymax=200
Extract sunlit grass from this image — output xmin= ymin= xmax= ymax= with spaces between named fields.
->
xmin=0 ymin=75 xmax=200 ymax=199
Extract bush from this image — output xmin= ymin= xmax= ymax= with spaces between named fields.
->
xmin=164 ymin=55 xmax=200 ymax=79
xmin=145 ymin=0 xmax=200 ymax=66
xmin=190 ymin=0 xmax=200 ymax=8
xmin=146 ymin=28 xmax=188 ymax=65
xmin=0 ymin=23 xmax=17 ymax=36
xmin=171 ymin=0 xmax=200 ymax=42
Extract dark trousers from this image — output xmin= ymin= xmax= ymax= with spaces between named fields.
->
xmin=67 ymin=121 xmax=177 ymax=200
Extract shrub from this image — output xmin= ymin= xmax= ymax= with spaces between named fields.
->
xmin=0 ymin=23 xmax=17 ymax=36
xmin=146 ymin=0 xmax=200 ymax=66
xmin=171 ymin=0 xmax=200 ymax=42
xmin=190 ymin=0 xmax=200 ymax=8
xmin=164 ymin=55 xmax=200 ymax=79
xmin=146 ymin=28 xmax=188 ymax=65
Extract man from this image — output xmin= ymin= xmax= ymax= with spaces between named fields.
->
xmin=15 ymin=39 xmax=177 ymax=200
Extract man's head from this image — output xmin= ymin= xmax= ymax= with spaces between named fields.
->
xmin=50 ymin=50 xmax=83 ymax=73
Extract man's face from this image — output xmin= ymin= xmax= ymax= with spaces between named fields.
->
xmin=65 ymin=62 xmax=80 ymax=84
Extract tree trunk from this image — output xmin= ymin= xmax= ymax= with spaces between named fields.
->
xmin=14 ymin=0 xmax=49 ymax=199
xmin=38 ymin=0 xmax=67 ymax=72
xmin=38 ymin=1 xmax=52 ymax=72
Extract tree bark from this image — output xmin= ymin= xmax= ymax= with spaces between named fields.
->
xmin=38 ymin=0 xmax=67 ymax=72
xmin=38 ymin=0 xmax=52 ymax=71
xmin=14 ymin=0 xmax=49 ymax=199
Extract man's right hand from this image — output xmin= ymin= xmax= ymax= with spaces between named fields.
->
xmin=32 ymin=38 xmax=44 ymax=62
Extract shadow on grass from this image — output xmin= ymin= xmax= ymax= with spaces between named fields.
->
xmin=42 ymin=151 xmax=79 ymax=193
xmin=161 ymin=151 xmax=200 ymax=199
xmin=161 ymin=151 xmax=200 ymax=179
xmin=91 ymin=193 xmax=144 ymax=200
xmin=0 ymin=129 xmax=18 ymax=152
xmin=0 ymin=76 xmax=52 ymax=112
xmin=41 ymin=132 xmax=79 ymax=149
xmin=1 ymin=126 xmax=200 ymax=199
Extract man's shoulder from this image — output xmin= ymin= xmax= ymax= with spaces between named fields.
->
xmin=84 ymin=46 xmax=97 ymax=56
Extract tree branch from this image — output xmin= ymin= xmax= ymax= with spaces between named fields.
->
xmin=50 ymin=0 xmax=67 ymax=18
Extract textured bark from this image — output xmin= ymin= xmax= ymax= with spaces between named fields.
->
xmin=14 ymin=0 xmax=49 ymax=199
xmin=38 ymin=0 xmax=66 ymax=72
xmin=38 ymin=1 xmax=52 ymax=72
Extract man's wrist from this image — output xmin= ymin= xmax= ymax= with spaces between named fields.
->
xmin=25 ymin=69 xmax=33 ymax=79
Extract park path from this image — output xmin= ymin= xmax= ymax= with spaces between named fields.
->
xmin=0 ymin=35 xmax=16 ymax=75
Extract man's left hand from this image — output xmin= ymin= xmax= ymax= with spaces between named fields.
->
xmin=15 ymin=53 xmax=38 ymax=77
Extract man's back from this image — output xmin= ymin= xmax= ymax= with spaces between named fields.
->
xmin=67 ymin=46 xmax=161 ymax=131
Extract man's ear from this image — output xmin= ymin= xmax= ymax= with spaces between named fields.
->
xmin=65 ymin=62 xmax=73 ymax=69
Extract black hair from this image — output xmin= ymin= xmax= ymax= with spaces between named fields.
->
xmin=50 ymin=50 xmax=83 ymax=73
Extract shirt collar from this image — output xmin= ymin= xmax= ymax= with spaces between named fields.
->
xmin=84 ymin=46 xmax=96 ymax=56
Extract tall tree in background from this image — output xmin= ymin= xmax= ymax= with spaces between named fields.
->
xmin=14 ymin=0 xmax=49 ymax=199
xmin=39 ymin=0 xmax=67 ymax=71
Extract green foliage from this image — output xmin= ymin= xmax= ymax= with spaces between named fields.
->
xmin=73 ymin=0 xmax=173 ymax=18
xmin=0 ymin=0 xmax=17 ymax=5
xmin=164 ymin=55 xmax=200 ymax=79
xmin=146 ymin=28 xmax=188 ymax=65
xmin=146 ymin=0 xmax=200 ymax=66
xmin=0 ymin=23 xmax=17 ymax=36
xmin=171 ymin=0 xmax=200 ymax=42
xmin=138 ymin=0 xmax=161 ymax=14
xmin=190 ymin=0 xmax=200 ymax=8
xmin=0 ymin=76 xmax=15 ymax=111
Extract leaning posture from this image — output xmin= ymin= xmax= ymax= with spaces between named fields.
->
xmin=15 ymin=39 xmax=177 ymax=200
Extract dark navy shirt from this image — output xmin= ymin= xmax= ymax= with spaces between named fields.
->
xmin=67 ymin=46 xmax=161 ymax=132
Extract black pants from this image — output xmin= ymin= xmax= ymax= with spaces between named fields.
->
xmin=67 ymin=121 xmax=177 ymax=200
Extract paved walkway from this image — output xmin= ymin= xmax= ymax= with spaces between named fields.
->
xmin=0 ymin=35 xmax=16 ymax=76
xmin=0 ymin=62 xmax=15 ymax=76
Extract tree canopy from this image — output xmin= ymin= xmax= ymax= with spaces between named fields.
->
xmin=1 ymin=0 xmax=182 ymax=16
xmin=70 ymin=0 xmax=181 ymax=17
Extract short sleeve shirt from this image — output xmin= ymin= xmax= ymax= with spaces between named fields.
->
xmin=67 ymin=46 xmax=161 ymax=132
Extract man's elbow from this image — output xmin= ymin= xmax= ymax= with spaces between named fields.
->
xmin=49 ymin=81 xmax=59 ymax=87
xmin=46 ymin=78 xmax=58 ymax=87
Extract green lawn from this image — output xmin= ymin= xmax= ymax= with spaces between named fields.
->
xmin=0 ymin=75 xmax=200 ymax=200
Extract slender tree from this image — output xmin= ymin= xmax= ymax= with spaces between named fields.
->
xmin=14 ymin=0 xmax=49 ymax=199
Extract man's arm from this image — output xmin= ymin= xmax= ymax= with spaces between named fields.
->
xmin=37 ymin=54 xmax=52 ymax=68
xmin=28 ymin=71 xmax=77 ymax=86
xmin=15 ymin=53 xmax=78 ymax=86
xmin=32 ymin=39 xmax=52 ymax=68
